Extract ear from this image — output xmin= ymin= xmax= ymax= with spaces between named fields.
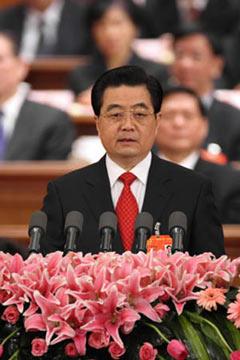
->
xmin=17 ymin=58 xmax=29 ymax=82
xmin=211 ymin=55 xmax=224 ymax=79
xmin=95 ymin=115 xmax=100 ymax=135
xmin=201 ymin=117 xmax=209 ymax=141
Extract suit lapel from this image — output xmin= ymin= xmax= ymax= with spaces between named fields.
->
xmin=141 ymin=154 xmax=174 ymax=229
xmin=82 ymin=157 xmax=124 ymax=253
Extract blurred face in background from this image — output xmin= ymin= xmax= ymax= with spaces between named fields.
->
xmin=91 ymin=5 xmax=137 ymax=60
xmin=171 ymin=34 xmax=223 ymax=96
xmin=156 ymin=92 xmax=208 ymax=160
xmin=0 ymin=35 xmax=28 ymax=102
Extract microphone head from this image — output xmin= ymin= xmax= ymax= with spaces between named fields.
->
xmin=135 ymin=212 xmax=153 ymax=233
xmin=168 ymin=211 xmax=187 ymax=233
xmin=28 ymin=211 xmax=47 ymax=235
xmin=64 ymin=211 xmax=84 ymax=233
xmin=99 ymin=211 xmax=117 ymax=233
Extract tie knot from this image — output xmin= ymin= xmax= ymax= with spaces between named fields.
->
xmin=119 ymin=172 xmax=137 ymax=186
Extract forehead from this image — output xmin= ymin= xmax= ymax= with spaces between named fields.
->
xmin=101 ymin=85 xmax=153 ymax=109
xmin=175 ymin=34 xmax=213 ymax=54
xmin=162 ymin=93 xmax=201 ymax=113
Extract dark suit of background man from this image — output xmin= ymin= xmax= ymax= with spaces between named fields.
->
xmin=0 ymin=32 xmax=75 ymax=160
xmin=0 ymin=0 xmax=90 ymax=60
xmin=41 ymin=65 xmax=224 ymax=257
xmin=155 ymin=86 xmax=240 ymax=225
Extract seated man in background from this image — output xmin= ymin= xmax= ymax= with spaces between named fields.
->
xmin=170 ymin=25 xmax=240 ymax=161
xmin=0 ymin=31 xmax=75 ymax=160
xmin=68 ymin=0 xmax=169 ymax=104
xmin=0 ymin=0 xmax=90 ymax=60
xmin=41 ymin=65 xmax=224 ymax=257
xmin=155 ymin=86 xmax=240 ymax=224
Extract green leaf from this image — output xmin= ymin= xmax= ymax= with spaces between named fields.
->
xmin=177 ymin=314 xmax=210 ymax=360
xmin=211 ymin=312 xmax=240 ymax=350
xmin=185 ymin=311 xmax=232 ymax=358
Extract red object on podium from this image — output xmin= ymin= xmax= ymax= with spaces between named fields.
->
xmin=146 ymin=235 xmax=173 ymax=253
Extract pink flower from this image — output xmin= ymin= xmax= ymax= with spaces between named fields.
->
xmin=1 ymin=305 xmax=20 ymax=324
xmin=88 ymin=331 xmax=110 ymax=349
xmin=197 ymin=288 xmax=226 ymax=311
xmin=230 ymin=350 xmax=240 ymax=360
xmin=0 ymin=345 xmax=3 ymax=357
xmin=154 ymin=303 xmax=170 ymax=319
xmin=167 ymin=340 xmax=189 ymax=360
xmin=0 ymin=290 xmax=9 ymax=304
xmin=31 ymin=338 xmax=48 ymax=357
xmin=139 ymin=342 xmax=157 ymax=360
xmin=108 ymin=341 xmax=126 ymax=359
xmin=227 ymin=294 xmax=240 ymax=328
xmin=65 ymin=342 xmax=78 ymax=357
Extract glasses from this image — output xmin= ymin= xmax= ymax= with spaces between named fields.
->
xmin=100 ymin=110 xmax=155 ymax=123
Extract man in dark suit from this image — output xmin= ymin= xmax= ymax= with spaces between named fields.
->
xmin=0 ymin=0 xmax=90 ymax=60
xmin=155 ymin=86 xmax=240 ymax=224
xmin=170 ymin=26 xmax=240 ymax=161
xmin=41 ymin=65 xmax=224 ymax=257
xmin=0 ymin=31 xmax=75 ymax=160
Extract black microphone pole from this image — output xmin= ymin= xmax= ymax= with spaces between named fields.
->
xmin=28 ymin=211 xmax=47 ymax=255
xmin=135 ymin=212 xmax=153 ymax=253
xmin=168 ymin=211 xmax=187 ymax=253
xmin=64 ymin=211 xmax=83 ymax=254
xmin=99 ymin=212 xmax=117 ymax=252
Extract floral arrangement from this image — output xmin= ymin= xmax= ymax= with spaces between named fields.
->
xmin=0 ymin=250 xmax=240 ymax=360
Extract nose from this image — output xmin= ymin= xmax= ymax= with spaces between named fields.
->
xmin=120 ymin=113 xmax=135 ymax=130
xmin=172 ymin=113 xmax=186 ymax=127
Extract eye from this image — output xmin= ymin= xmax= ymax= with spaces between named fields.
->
xmin=133 ymin=112 xmax=148 ymax=121
xmin=108 ymin=112 xmax=123 ymax=121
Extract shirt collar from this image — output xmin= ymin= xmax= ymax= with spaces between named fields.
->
xmin=106 ymin=152 xmax=152 ymax=188
xmin=2 ymin=82 xmax=30 ymax=117
xmin=159 ymin=151 xmax=199 ymax=170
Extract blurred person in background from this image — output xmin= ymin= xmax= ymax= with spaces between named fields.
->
xmin=155 ymin=86 xmax=240 ymax=224
xmin=170 ymin=25 xmax=240 ymax=162
xmin=68 ymin=0 xmax=169 ymax=104
xmin=0 ymin=31 xmax=75 ymax=160
xmin=0 ymin=237 xmax=27 ymax=258
xmin=134 ymin=0 xmax=239 ymax=38
xmin=0 ymin=0 xmax=90 ymax=61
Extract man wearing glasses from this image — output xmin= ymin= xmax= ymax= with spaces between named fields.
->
xmin=41 ymin=65 xmax=224 ymax=257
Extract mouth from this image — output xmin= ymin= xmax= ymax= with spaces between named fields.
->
xmin=118 ymin=138 xmax=137 ymax=144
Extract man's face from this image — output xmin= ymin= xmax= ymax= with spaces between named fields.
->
xmin=171 ymin=34 xmax=222 ymax=95
xmin=96 ymin=85 xmax=160 ymax=169
xmin=156 ymin=93 xmax=208 ymax=157
xmin=0 ymin=35 xmax=27 ymax=99
xmin=92 ymin=5 xmax=137 ymax=59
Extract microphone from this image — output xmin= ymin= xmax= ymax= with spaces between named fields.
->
xmin=135 ymin=212 xmax=153 ymax=253
xmin=64 ymin=211 xmax=83 ymax=254
xmin=28 ymin=211 xmax=47 ymax=254
xmin=99 ymin=211 xmax=117 ymax=252
xmin=168 ymin=211 xmax=187 ymax=253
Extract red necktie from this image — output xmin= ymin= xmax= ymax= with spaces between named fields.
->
xmin=116 ymin=172 xmax=139 ymax=251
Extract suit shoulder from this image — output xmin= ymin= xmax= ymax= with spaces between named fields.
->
xmin=154 ymin=156 xmax=210 ymax=186
xmin=23 ymin=100 xmax=70 ymax=119
xmin=52 ymin=160 xmax=102 ymax=186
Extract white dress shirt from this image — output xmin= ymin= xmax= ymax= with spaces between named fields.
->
xmin=20 ymin=0 xmax=64 ymax=61
xmin=1 ymin=83 xmax=30 ymax=141
xmin=106 ymin=152 xmax=152 ymax=211
xmin=159 ymin=151 xmax=199 ymax=170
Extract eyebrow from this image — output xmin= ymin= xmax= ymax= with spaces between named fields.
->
xmin=105 ymin=102 xmax=150 ymax=112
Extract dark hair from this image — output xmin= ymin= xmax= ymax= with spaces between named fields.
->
xmin=0 ymin=31 xmax=19 ymax=56
xmin=173 ymin=24 xmax=223 ymax=56
xmin=87 ymin=0 xmax=143 ymax=29
xmin=163 ymin=86 xmax=207 ymax=117
xmin=91 ymin=65 xmax=163 ymax=115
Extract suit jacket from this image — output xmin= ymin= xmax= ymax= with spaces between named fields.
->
xmin=41 ymin=154 xmax=224 ymax=257
xmin=68 ymin=52 xmax=169 ymax=95
xmin=203 ymin=99 xmax=240 ymax=161
xmin=5 ymin=100 xmax=75 ymax=160
xmin=0 ymin=0 xmax=90 ymax=56
xmin=141 ymin=0 xmax=238 ymax=37
xmin=194 ymin=158 xmax=240 ymax=224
